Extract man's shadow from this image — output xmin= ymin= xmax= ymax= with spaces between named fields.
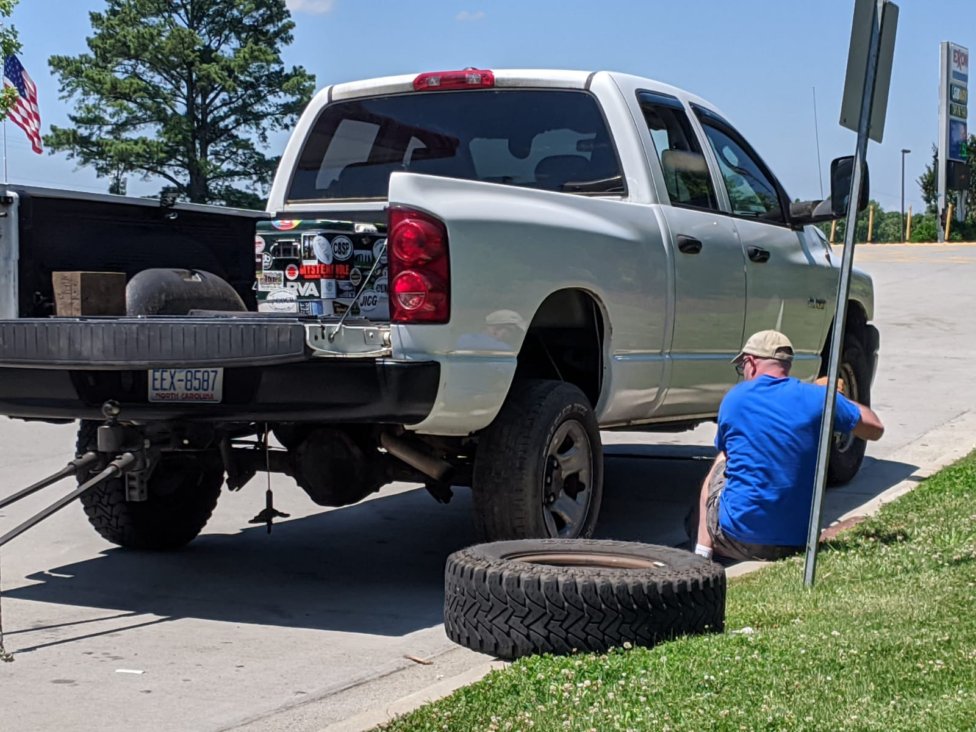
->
xmin=4 ymin=446 xmax=917 ymax=646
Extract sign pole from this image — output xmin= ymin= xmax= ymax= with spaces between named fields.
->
xmin=804 ymin=0 xmax=895 ymax=588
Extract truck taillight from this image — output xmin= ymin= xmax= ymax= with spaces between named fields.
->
xmin=388 ymin=208 xmax=450 ymax=323
xmin=412 ymin=69 xmax=495 ymax=91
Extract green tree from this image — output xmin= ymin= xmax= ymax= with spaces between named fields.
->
xmin=0 ymin=0 xmax=22 ymax=117
xmin=918 ymin=144 xmax=938 ymax=215
xmin=874 ymin=209 xmax=903 ymax=243
xmin=918 ymin=136 xmax=976 ymax=223
xmin=44 ymin=0 xmax=315 ymax=205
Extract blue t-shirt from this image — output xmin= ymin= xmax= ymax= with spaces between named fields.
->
xmin=715 ymin=375 xmax=862 ymax=546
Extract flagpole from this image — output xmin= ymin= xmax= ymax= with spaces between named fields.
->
xmin=3 ymin=117 xmax=7 ymax=183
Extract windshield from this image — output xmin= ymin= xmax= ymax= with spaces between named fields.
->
xmin=287 ymin=89 xmax=624 ymax=201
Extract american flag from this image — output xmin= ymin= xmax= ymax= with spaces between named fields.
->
xmin=3 ymin=55 xmax=42 ymax=154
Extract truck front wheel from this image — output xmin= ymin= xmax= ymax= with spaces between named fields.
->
xmin=826 ymin=331 xmax=872 ymax=485
xmin=76 ymin=422 xmax=224 ymax=550
xmin=472 ymin=380 xmax=603 ymax=541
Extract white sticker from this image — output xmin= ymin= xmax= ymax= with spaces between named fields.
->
xmin=373 ymin=277 xmax=388 ymax=294
xmin=287 ymin=280 xmax=320 ymax=297
xmin=332 ymin=235 xmax=354 ymax=261
xmin=354 ymin=250 xmax=374 ymax=268
xmin=321 ymin=279 xmax=337 ymax=298
xmin=256 ymin=271 xmax=284 ymax=291
xmin=255 ymin=235 xmax=266 ymax=254
xmin=373 ymin=238 xmax=387 ymax=260
xmin=359 ymin=290 xmax=380 ymax=312
xmin=311 ymin=234 xmax=333 ymax=264
xmin=349 ymin=267 xmax=362 ymax=287
xmin=284 ymin=263 xmax=300 ymax=281
xmin=259 ymin=288 xmax=298 ymax=313
xmin=262 ymin=252 xmax=273 ymax=270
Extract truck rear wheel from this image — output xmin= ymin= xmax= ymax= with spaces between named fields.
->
xmin=472 ymin=380 xmax=603 ymax=541
xmin=76 ymin=422 xmax=224 ymax=550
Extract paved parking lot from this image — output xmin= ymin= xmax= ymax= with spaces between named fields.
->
xmin=1 ymin=244 xmax=975 ymax=731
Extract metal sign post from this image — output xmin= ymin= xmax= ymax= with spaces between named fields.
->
xmin=804 ymin=0 xmax=898 ymax=588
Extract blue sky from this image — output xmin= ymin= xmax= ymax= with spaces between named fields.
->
xmin=4 ymin=0 xmax=970 ymax=213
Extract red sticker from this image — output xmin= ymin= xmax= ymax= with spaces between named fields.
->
xmin=284 ymin=264 xmax=300 ymax=281
xmin=272 ymin=220 xmax=301 ymax=231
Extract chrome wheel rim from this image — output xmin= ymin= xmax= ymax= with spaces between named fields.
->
xmin=542 ymin=420 xmax=593 ymax=538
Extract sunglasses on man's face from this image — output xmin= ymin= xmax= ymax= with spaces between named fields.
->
xmin=734 ymin=361 xmax=745 ymax=376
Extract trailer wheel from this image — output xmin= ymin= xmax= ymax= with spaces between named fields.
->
xmin=76 ymin=422 xmax=224 ymax=550
xmin=472 ymin=380 xmax=603 ymax=541
xmin=444 ymin=539 xmax=726 ymax=660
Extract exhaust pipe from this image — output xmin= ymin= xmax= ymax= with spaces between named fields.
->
xmin=380 ymin=433 xmax=453 ymax=483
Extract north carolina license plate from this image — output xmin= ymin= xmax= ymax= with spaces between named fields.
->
xmin=148 ymin=368 xmax=224 ymax=403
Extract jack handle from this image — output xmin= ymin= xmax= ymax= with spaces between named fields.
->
xmin=0 ymin=452 xmax=136 ymax=549
xmin=0 ymin=452 xmax=100 ymax=511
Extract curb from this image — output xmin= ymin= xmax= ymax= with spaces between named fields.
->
xmin=248 ymin=410 xmax=976 ymax=731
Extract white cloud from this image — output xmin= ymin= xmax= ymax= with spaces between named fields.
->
xmin=455 ymin=10 xmax=486 ymax=22
xmin=286 ymin=0 xmax=337 ymax=14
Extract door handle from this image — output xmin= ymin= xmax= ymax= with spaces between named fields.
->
xmin=677 ymin=235 xmax=703 ymax=254
xmin=747 ymin=246 xmax=770 ymax=263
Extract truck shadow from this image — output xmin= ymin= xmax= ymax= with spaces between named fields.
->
xmin=6 ymin=447 xmax=917 ymax=642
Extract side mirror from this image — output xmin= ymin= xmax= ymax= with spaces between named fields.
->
xmin=790 ymin=156 xmax=871 ymax=226
xmin=830 ymin=156 xmax=869 ymax=216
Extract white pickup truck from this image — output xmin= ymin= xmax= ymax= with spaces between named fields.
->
xmin=0 ymin=68 xmax=877 ymax=550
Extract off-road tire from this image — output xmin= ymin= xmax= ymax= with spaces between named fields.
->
xmin=472 ymin=380 xmax=603 ymax=541
xmin=826 ymin=332 xmax=871 ymax=486
xmin=76 ymin=421 xmax=224 ymax=550
xmin=444 ymin=539 xmax=726 ymax=660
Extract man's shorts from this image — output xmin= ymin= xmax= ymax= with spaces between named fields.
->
xmin=699 ymin=457 xmax=803 ymax=562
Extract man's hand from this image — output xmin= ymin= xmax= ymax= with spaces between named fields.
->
xmin=814 ymin=375 xmax=846 ymax=395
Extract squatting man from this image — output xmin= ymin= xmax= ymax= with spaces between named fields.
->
xmin=693 ymin=330 xmax=885 ymax=562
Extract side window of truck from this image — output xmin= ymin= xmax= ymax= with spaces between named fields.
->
xmin=638 ymin=91 xmax=718 ymax=211
xmin=694 ymin=111 xmax=786 ymax=224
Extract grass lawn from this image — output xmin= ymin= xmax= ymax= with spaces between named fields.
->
xmin=380 ymin=452 xmax=976 ymax=732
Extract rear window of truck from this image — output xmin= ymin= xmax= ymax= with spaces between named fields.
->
xmin=287 ymin=89 xmax=625 ymax=201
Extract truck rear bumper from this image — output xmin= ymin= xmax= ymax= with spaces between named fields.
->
xmin=0 ymin=318 xmax=435 ymax=422
xmin=0 ymin=359 xmax=439 ymax=422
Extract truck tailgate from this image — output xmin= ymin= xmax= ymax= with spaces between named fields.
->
xmin=0 ymin=317 xmax=435 ymax=423
xmin=0 ymin=317 xmax=308 ymax=368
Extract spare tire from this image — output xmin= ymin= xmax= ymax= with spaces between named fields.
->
xmin=126 ymin=268 xmax=246 ymax=315
xmin=444 ymin=539 xmax=725 ymax=660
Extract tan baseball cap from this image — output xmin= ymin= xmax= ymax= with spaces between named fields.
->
xmin=732 ymin=329 xmax=794 ymax=364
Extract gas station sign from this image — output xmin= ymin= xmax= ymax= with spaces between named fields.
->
xmin=944 ymin=43 xmax=968 ymax=162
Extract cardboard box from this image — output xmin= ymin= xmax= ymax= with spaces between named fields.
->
xmin=52 ymin=271 xmax=126 ymax=316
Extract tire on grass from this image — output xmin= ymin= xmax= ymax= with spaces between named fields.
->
xmin=76 ymin=421 xmax=224 ymax=550
xmin=444 ymin=539 xmax=726 ymax=660
xmin=472 ymin=379 xmax=603 ymax=542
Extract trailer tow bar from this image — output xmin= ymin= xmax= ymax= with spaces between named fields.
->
xmin=0 ymin=417 xmax=141 ymax=661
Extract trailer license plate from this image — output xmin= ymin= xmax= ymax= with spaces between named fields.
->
xmin=148 ymin=368 xmax=223 ymax=403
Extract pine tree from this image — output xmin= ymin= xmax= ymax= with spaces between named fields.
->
xmin=45 ymin=0 xmax=315 ymax=205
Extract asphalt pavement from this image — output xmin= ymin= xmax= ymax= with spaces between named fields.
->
xmin=1 ymin=243 xmax=975 ymax=731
